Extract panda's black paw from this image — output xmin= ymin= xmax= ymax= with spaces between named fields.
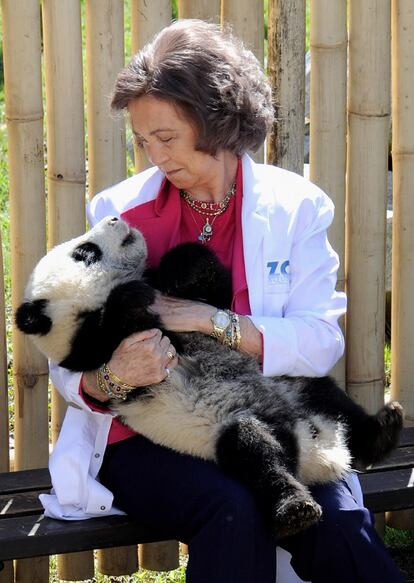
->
xmin=273 ymin=493 xmax=322 ymax=539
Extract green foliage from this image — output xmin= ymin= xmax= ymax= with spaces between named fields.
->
xmin=385 ymin=526 xmax=414 ymax=549
xmin=306 ymin=0 xmax=311 ymax=51
xmin=384 ymin=342 xmax=391 ymax=393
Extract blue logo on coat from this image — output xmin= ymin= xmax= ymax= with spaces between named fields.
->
xmin=266 ymin=260 xmax=290 ymax=287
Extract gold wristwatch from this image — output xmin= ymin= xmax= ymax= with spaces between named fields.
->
xmin=211 ymin=309 xmax=231 ymax=340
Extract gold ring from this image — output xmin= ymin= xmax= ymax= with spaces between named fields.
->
xmin=167 ymin=350 xmax=175 ymax=361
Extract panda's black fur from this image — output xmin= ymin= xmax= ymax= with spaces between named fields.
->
xmin=15 ymin=217 xmax=403 ymax=539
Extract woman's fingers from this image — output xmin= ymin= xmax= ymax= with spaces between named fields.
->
xmin=109 ymin=329 xmax=177 ymax=387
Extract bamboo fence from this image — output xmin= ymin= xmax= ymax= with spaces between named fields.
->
xmin=1 ymin=0 xmax=414 ymax=581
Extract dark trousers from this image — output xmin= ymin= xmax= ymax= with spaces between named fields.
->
xmin=99 ymin=434 xmax=405 ymax=583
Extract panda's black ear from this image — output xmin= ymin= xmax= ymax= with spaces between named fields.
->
xmin=15 ymin=299 xmax=52 ymax=336
xmin=71 ymin=242 xmax=102 ymax=266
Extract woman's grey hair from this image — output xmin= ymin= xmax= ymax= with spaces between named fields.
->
xmin=111 ymin=19 xmax=274 ymax=156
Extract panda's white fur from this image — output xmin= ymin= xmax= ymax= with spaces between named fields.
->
xmin=23 ymin=218 xmax=147 ymax=363
xmin=111 ymin=365 xmax=351 ymax=485
xmin=16 ymin=217 xmax=403 ymax=538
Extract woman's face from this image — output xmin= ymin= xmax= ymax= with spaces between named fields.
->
xmin=128 ymin=95 xmax=219 ymax=193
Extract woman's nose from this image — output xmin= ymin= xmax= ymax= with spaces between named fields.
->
xmin=144 ymin=142 xmax=169 ymax=166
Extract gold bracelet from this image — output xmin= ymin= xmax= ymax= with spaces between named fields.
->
xmin=103 ymin=363 xmax=136 ymax=390
xmin=231 ymin=313 xmax=241 ymax=350
xmin=96 ymin=363 xmax=135 ymax=401
xmin=222 ymin=321 xmax=235 ymax=348
xmin=221 ymin=310 xmax=242 ymax=350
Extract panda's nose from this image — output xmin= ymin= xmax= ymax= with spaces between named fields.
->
xmin=108 ymin=217 xmax=119 ymax=225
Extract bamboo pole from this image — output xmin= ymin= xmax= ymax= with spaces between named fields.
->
xmin=130 ymin=4 xmax=179 ymax=571
xmin=178 ymin=0 xmax=221 ymax=21
xmin=0 ymin=238 xmax=8 ymax=473
xmin=2 ymin=0 xmax=48 ymax=471
xmin=387 ymin=0 xmax=414 ymax=531
xmin=0 ymin=234 xmax=11 ymax=583
xmin=267 ymin=0 xmax=306 ymax=174
xmin=0 ymin=562 xmax=13 ymax=583
xmin=2 ymin=0 xmax=49 ymax=581
xmin=221 ymin=0 xmax=265 ymax=162
xmin=221 ymin=0 xmax=264 ymax=64
xmin=42 ymin=0 xmax=86 ymax=455
xmin=0 ymin=251 xmax=11 ymax=583
xmin=86 ymin=0 xmax=126 ymax=199
xmin=42 ymin=1 xmax=93 ymax=579
xmin=98 ymin=546 xmax=139 ymax=576
xmin=87 ymin=4 xmax=138 ymax=575
xmin=346 ymin=1 xmax=391 ymax=412
xmin=138 ymin=541 xmax=180 ymax=573
xmin=310 ymin=0 xmax=347 ymax=389
xmin=131 ymin=0 xmax=171 ymax=173
xmin=390 ymin=0 xmax=414 ymax=426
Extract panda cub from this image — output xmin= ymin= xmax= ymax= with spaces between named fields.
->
xmin=16 ymin=216 xmax=403 ymax=539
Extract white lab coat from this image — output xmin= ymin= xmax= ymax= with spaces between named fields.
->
xmin=41 ymin=155 xmax=345 ymax=581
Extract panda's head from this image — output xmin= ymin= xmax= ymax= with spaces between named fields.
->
xmin=15 ymin=217 xmax=147 ymax=363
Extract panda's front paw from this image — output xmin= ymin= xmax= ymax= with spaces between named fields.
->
xmin=273 ymin=493 xmax=322 ymax=539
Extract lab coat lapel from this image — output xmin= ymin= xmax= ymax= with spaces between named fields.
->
xmin=241 ymin=155 xmax=269 ymax=315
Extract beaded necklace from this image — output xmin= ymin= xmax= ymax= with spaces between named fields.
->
xmin=180 ymin=182 xmax=236 ymax=243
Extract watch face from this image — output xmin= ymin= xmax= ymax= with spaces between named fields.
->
xmin=214 ymin=311 xmax=230 ymax=329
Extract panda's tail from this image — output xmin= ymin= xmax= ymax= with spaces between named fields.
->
xmin=350 ymin=401 xmax=403 ymax=467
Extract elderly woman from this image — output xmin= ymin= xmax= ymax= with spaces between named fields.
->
xmin=46 ymin=19 xmax=403 ymax=583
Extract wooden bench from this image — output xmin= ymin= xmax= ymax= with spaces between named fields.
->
xmin=1 ymin=427 xmax=413 ymax=571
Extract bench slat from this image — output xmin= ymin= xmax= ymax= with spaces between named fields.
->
xmin=366 ymin=445 xmax=414 ymax=472
xmin=359 ymin=467 xmax=414 ymax=513
xmin=0 ymin=468 xmax=51 ymax=495
xmin=0 ymin=490 xmax=45 ymax=518
xmin=0 ymin=514 xmax=167 ymax=561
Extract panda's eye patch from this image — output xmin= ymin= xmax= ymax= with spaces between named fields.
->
xmin=71 ymin=242 xmax=102 ymax=266
xmin=121 ymin=232 xmax=136 ymax=247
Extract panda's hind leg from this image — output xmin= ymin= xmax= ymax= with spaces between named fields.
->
xmin=298 ymin=377 xmax=404 ymax=467
xmin=215 ymin=416 xmax=322 ymax=539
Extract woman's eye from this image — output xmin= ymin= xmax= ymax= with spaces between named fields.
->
xmin=159 ymin=137 xmax=173 ymax=143
xmin=134 ymin=137 xmax=146 ymax=148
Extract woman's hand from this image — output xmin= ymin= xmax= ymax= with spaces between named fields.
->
xmin=82 ymin=328 xmax=178 ymax=402
xmin=152 ymin=294 xmax=216 ymax=334
xmin=153 ymin=294 xmax=263 ymax=360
